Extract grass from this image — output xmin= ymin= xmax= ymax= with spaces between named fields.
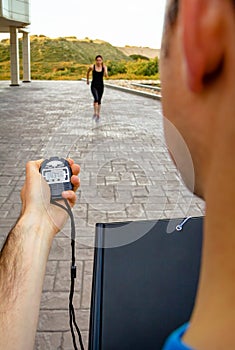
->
xmin=0 ymin=36 xmax=159 ymax=81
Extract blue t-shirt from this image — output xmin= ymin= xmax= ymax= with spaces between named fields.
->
xmin=162 ymin=323 xmax=195 ymax=350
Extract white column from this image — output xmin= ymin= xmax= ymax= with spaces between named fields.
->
xmin=22 ymin=32 xmax=31 ymax=83
xmin=10 ymin=27 xmax=20 ymax=86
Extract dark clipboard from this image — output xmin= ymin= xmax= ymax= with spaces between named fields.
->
xmin=88 ymin=217 xmax=203 ymax=350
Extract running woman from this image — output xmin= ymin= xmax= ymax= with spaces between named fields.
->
xmin=87 ymin=55 xmax=108 ymax=122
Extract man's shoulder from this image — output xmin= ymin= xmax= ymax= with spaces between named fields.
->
xmin=162 ymin=323 xmax=194 ymax=350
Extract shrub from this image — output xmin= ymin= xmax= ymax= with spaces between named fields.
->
xmin=107 ymin=60 xmax=127 ymax=76
xmin=133 ymin=57 xmax=159 ymax=76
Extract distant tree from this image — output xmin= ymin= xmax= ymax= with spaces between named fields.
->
xmin=129 ymin=54 xmax=149 ymax=61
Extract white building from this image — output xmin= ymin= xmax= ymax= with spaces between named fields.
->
xmin=0 ymin=0 xmax=31 ymax=85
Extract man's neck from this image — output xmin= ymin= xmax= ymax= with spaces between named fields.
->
xmin=183 ymin=146 xmax=235 ymax=349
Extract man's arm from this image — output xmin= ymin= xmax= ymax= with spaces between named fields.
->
xmin=0 ymin=159 xmax=80 ymax=350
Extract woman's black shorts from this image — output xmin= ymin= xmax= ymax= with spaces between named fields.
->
xmin=91 ymin=85 xmax=104 ymax=105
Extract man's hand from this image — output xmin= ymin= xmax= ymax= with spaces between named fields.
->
xmin=0 ymin=158 xmax=80 ymax=350
xmin=20 ymin=158 xmax=80 ymax=237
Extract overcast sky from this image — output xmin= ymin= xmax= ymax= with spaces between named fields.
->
xmin=26 ymin=0 xmax=166 ymax=48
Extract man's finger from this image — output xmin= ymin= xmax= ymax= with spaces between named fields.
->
xmin=71 ymin=175 xmax=80 ymax=192
xmin=62 ymin=191 xmax=77 ymax=206
xmin=71 ymin=163 xmax=80 ymax=176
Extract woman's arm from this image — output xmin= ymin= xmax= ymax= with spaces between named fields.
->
xmin=87 ymin=65 xmax=93 ymax=84
xmin=104 ymin=65 xmax=108 ymax=78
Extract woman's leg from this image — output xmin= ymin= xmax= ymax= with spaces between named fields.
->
xmin=97 ymin=104 xmax=101 ymax=119
xmin=96 ymin=86 xmax=104 ymax=119
xmin=94 ymin=102 xmax=99 ymax=117
xmin=91 ymin=86 xmax=99 ymax=117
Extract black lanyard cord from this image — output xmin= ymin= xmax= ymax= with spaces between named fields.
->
xmin=51 ymin=199 xmax=85 ymax=350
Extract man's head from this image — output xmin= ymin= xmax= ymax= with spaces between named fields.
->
xmin=160 ymin=0 xmax=235 ymax=199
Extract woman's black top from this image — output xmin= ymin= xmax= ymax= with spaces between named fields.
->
xmin=92 ymin=65 xmax=104 ymax=88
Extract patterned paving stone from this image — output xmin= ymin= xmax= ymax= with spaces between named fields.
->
xmin=0 ymin=80 xmax=205 ymax=349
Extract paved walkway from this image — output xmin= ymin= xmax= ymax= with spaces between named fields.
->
xmin=0 ymin=80 xmax=204 ymax=349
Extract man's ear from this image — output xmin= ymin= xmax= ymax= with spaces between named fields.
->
xmin=181 ymin=0 xmax=226 ymax=93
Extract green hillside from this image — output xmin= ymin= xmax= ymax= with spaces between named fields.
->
xmin=29 ymin=36 xmax=130 ymax=63
xmin=0 ymin=35 xmax=159 ymax=80
xmin=0 ymin=35 xmax=129 ymax=63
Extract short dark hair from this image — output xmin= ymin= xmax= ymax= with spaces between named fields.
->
xmin=162 ymin=0 xmax=234 ymax=57
xmin=167 ymin=0 xmax=235 ymax=28
xmin=161 ymin=0 xmax=179 ymax=57
xmin=167 ymin=0 xmax=179 ymax=27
